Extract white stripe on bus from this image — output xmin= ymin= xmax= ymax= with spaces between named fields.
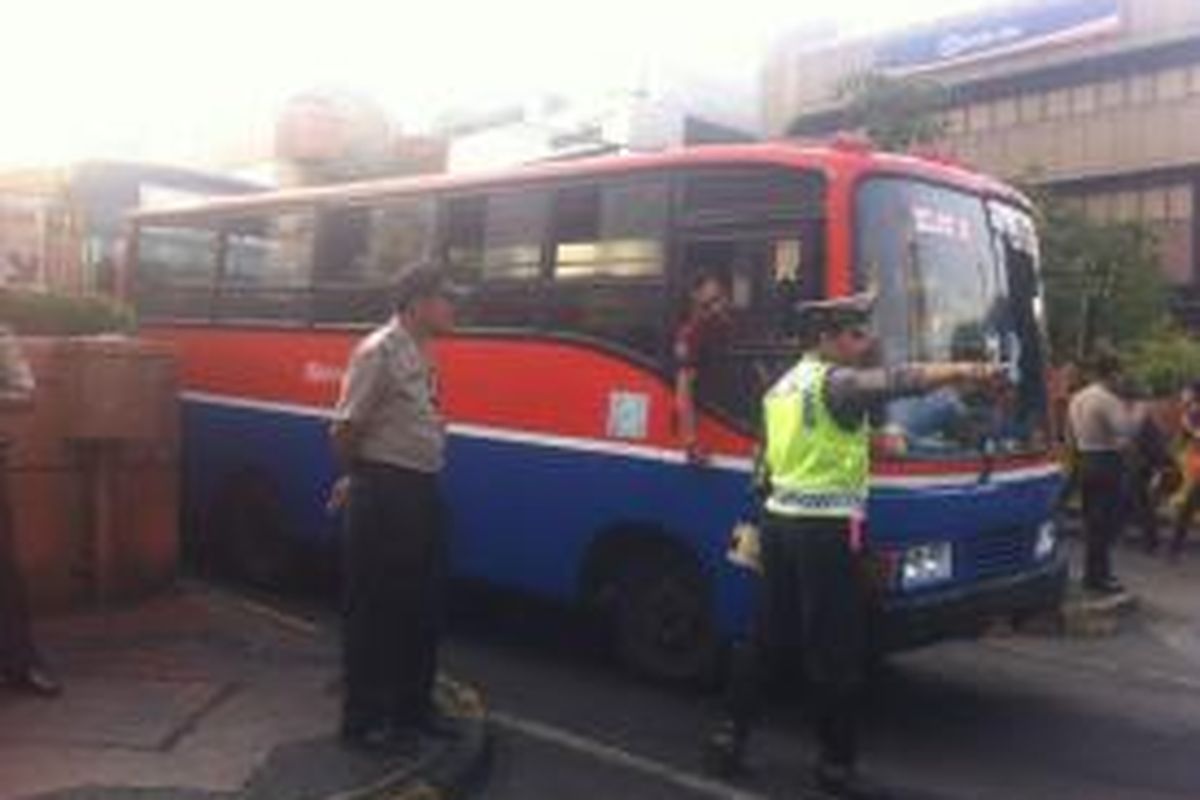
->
xmin=180 ymin=391 xmax=1060 ymax=488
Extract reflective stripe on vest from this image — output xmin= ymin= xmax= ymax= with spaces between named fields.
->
xmin=763 ymin=357 xmax=869 ymax=518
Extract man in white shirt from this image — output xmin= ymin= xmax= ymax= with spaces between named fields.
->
xmin=1067 ymin=350 xmax=1132 ymax=594
xmin=328 ymin=264 xmax=459 ymax=752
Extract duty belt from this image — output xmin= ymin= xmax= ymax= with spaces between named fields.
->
xmin=765 ymin=488 xmax=865 ymax=518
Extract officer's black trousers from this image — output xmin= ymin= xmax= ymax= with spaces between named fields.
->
xmin=0 ymin=445 xmax=38 ymax=679
xmin=724 ymin=513 xmax=867 ymax=769
xmin=341 ymin=461 xmax=444 ymax=735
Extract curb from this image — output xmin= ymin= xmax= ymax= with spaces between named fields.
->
xmin=1018 ymin=589 xmax=1139 ymax=638
xmin=331 ymin=678 xmax=491 ymax=800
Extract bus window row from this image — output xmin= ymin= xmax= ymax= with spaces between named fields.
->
xmin=134 ymin=168 xmax=826 ymax=377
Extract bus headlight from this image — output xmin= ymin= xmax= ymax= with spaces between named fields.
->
xmin=901 ymin=542 xmax=954 ymax=590
xmin=1034 ymin=522 xmax=1057 ymax=560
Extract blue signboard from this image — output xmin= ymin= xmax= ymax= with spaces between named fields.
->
xmin=878 ymin=0 xmax=1121 ymax=72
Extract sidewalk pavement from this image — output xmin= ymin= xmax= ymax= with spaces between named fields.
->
xmin=1050 ymin=523 xmax=1200 ymax=670
xmin=1113 ymin=537 xmax=1200 ymax=669
xmin=0 ymin=584 xmax=488 ymax=800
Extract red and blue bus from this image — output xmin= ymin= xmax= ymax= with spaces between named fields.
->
xmin=127 ymin=141 xmax=1066 ymax=682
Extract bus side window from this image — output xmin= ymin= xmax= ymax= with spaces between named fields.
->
xmin=545 ymin=180 xmax=669 ymax=359
xmin=446 ymin=191 xmax=548 ymax=329
xmin=215 ymin=212 xmax=314 ymax=323
xmin=313 ymin=197 xmax=436 ymax=325
xmin=135 ymin=224 xmax=220 ymax=321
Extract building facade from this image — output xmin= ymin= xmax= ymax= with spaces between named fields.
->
xmin=765 ymin=0 xmax=1200 ymax=296
xmin=0 ymin=163 xmax=263 ymax=293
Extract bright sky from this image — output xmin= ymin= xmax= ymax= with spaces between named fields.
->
xmin=0 ymin=0 xmax=999 ymax=168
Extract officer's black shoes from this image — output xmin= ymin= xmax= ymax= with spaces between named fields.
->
xmin=1 ymin=663 xmax=62 ymax=698
xmin=339 ymin=723 xmax=420 ymax=756
xmin=415 ymin=711 xmax=462 ymax=740
xmin=814 ymin=760 xmax=892 ymax=800
xmin=701 ymin=719 xmax=748 ymax=779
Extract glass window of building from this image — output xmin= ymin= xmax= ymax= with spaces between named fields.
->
xmin=1142 ymin=188 xmax=1169 ymax=221
xmin=944 ymin=107 xmax=968 ymax=135
xmin=1130 ymin=73 xmax=1157 ymax=105
xmin=1070 ymin=84 xmax=1097 ymax=116
xmin=1169 ymin=184 xmax=1194 ymax=220
xmin=967 ymin=103 xmax=992 ymax=132
xmin=1046 ymin=89 xmax=1071 ymax=119
xmin=994 ymin=98 xmax=1018 ymax=128
xmin=1158 ymin=67 xmax=1189 ymax=101
xmin=1114 ymin=191 xmax=1140 ymax=222
xmin=1099 ymin=79 xmax=1127 ymax=109
xmin=1018 ymin=92 xmax=1045 ymax=123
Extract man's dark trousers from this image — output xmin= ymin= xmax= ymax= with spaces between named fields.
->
xmin=1079 ymin=451 xmax=1125 ymax=587
xmin=341 ymin=461 xmax=443 ymax=735
xmin=724 ymin=513 xmax=868 ymax=769
xmin=0 ymin=444 xmax=37 ymax=679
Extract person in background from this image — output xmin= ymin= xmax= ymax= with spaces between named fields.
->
xmin=328 ymin=264 xmax=460 ymax=752
xmin=1124 ymin=385 xmax=1175 ymax=553
xmin=1067 ymin=350 xmax=1133 ymax=593
xmin=0 ymin=324 xmax=61 ymax=697
xmin=674 ymin=272 xmax=733 ymax=463
xmin=704 ymin=293 xmax=1004 ymax=799
xmin=1169 ymin=381 xmax=1200 ymax=561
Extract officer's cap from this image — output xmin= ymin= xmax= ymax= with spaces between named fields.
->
xmin=795 ymin=292 xmax=875 ymax=336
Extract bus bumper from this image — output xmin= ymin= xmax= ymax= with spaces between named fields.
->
xmin=875 ymin=551 xmax=1068 ymax=652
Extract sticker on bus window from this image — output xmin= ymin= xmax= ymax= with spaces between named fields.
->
xmin=607 ymin=391 xmax=649 ymax=440
xmin=774 ymin=239 xmax=802 ymax=283
xmin=913 ymin=206 xmax=971 ymax=241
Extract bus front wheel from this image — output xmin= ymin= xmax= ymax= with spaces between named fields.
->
xmin=615 ymin=552 xmax=718 ymax=685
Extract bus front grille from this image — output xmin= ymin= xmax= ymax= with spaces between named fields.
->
xmin=968 ymin=527 xmax=1033 ymax=580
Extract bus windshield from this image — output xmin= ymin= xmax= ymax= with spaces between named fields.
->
xmin=858 ymin=178 xmax=1049 ymax=458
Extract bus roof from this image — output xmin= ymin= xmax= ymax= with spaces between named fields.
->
xmin=129 ymin=141 xmax=1028 ymax=224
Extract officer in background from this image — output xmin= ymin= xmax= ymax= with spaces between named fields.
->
xmin=0 ymin=325 xmax=60 ymax=696
xmin=329 ymin=264 xmax=459 ymax=752
xmin=705 ymin=294 xmax=1003 ymax=798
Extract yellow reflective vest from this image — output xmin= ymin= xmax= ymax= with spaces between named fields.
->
xmin=762 ymin=356 xmax=869 ymax=518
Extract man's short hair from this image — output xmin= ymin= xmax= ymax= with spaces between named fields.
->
xmin=1090 ymin=347 xmax=1122 ymax=380
xmin=393 ymin=262 xmax=462 ymax=311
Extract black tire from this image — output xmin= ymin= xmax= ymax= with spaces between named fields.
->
xmin=211 ymin=471 xmax=295 ymax=590
xmin=615 ymin=552 xmax=718 ymax=685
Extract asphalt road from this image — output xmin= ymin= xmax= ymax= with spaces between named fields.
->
xmin=439 ymin=590 xmax=1200 ymax=800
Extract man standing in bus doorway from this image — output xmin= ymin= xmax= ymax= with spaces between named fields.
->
xmin=329 ymin=264 xmax=459 ymax=753
xmin=0 ymin=323 xmax=61 ymax=697
xmin=674 ymin=271 xmax=733 ymax=463
xmin=704 ymin=294 xmax=1003 ymax=799
xmin=1067 ymin=348 xmax=1133 ymax=593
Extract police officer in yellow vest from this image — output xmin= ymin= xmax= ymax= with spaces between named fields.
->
xmin=705 ymin=293 xmax=1003 ymax=799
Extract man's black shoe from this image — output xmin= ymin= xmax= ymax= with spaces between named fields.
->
xmin=339 ymin=725 xmax=419 ymax=756
xmin=814 ymin=761 xmax=891 ymax=799
xmin=1084 ymin=577 xmax=1125 ymax=596
xmin=415 ymin=712 xmax=462 ymax=740
xmin=2 ymin=665 xmax=62 ymax=698
xmin=701 ymin=720 xmax=747 ymax=779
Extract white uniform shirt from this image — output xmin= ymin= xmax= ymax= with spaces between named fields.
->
xmin=333 ymin=319 xmax=445 ymax=474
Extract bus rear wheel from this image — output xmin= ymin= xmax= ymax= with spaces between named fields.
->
xmin=615 ymin=553 xmax=718 ymax=685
